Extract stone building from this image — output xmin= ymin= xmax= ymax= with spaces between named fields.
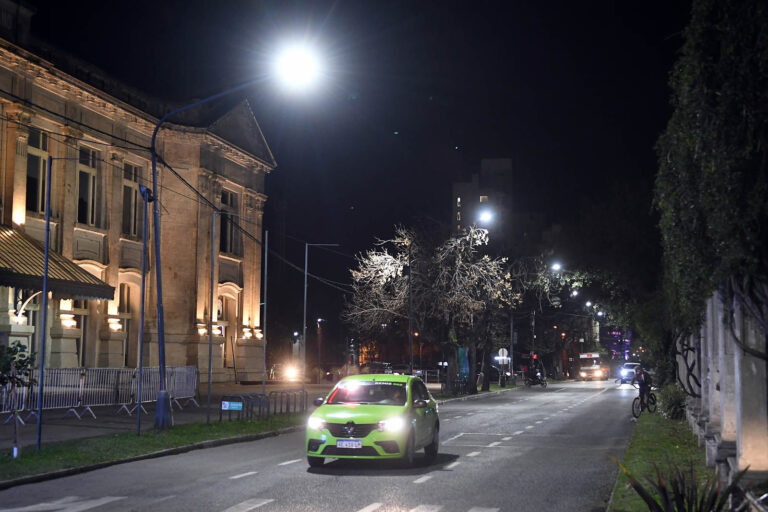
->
xmin=0 ymin=4 xmax=274 ymax=382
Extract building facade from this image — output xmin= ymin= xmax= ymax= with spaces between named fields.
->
xmin=0 ymin=14 xmax=274 ymax=382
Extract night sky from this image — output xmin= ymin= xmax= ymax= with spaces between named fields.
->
xmin=25 ymin=0 xmax=692 ymax=350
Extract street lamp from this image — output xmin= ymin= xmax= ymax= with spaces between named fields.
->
xmin=551 ymin=262 xmax=562 ymax=272
xmin=478 ymin=209 xmax=493 ymax=225
xmin=149 ymin=43 xmax=323 ymax=428
xmin=302 ymin=243 xmax=338 ymax=403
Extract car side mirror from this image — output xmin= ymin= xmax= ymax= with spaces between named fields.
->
xmin=313 ymin=397 xmax=325 ymax=407
xmin=413 ymin=399 xmax=428 ymax=409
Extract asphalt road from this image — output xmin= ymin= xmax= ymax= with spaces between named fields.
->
xmin=0 ymin=380 xmax=638 ymax=512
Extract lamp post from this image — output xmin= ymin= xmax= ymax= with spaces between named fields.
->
xmin=302 ymin=243 xmax=338 ymax=401
xmin=149 ymin=43 xmax=322 ymax=428
xmin=136 ymin=185 xmax=153 ymax=435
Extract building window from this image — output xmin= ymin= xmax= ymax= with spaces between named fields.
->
xmin=26 ymin=128 xmax=49 ymax=214
xmin=456 ymin=196 xmax=461 ymax=208
xmin=479 ymin=195 xmax=488 ymax=203
xmin=119 ymin=284 xmax=131 ymax=367
xmin=77 ymin=147 xmax=102 ymax=226
xmin=121 ymin=163 xmax=143 ymax=238
xmin=220 ymin=190 xmax=241 ymax=256
xmin=456 ymin=211 xmax=461 ymax=221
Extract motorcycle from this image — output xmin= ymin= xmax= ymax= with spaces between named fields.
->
xmin=525 ymin=371 xmax=548 ymax=388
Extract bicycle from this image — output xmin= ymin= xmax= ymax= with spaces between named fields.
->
xmin=631 ymin=385 xmax=657 ymax=418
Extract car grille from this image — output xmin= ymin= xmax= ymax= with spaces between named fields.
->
xmin=307 ymin=439 xmax=323 ymax=452
xmin=326 ymin=422 xmax=377 ymax=438
xmin=374 ymin=441 xmax=399 ymax=454
xmin=322 ymin=446 xmax=379 ymax=456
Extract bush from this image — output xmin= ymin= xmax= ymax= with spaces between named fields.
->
xmin=658 ymin=384 xmax=687 ymax=420
xmin=612 ymin=459 xmax=746 ymax=512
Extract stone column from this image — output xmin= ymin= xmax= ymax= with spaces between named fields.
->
xmin=734 ymin=301 xmax=768 ymax=484
xmin=60 ymin=127 xmax=83 ymax=259
xmin=49 ymin=301 xmax=81 ymax=368
xmin=195 ymin=334 xmax=227 ymax=383
xmin=235 ymin=338 xmax=265 ymax=382
xmin=6 ymin=107 xmax=30 ymax=227
xmin=713 ymin=295 xmax=737 ymax=480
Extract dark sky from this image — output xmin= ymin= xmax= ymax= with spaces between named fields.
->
xmin=26 ymin=0 xmax=691 ymax=344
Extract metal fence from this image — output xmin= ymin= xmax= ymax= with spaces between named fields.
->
xmin=1 ymin=366 xmax=199 ymax=423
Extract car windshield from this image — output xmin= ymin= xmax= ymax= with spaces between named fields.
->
xmin=327 ymin=381 xmax=407 ymax=405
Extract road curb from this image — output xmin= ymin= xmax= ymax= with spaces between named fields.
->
xmin=0 ymin=425 xmax=304 ymax=491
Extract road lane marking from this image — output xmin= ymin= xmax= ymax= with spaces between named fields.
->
xmin=222 ymin=498 xmax=274 ymax=512
xmin=468 ymin=508 xmax=500 ymax=512
xmin=230 ymin=471 xmax=258 ymax=479
xmin=487 ymin=441 xmax=500 ymax=447
xmin=278 ymin=459 xmax=301 ymax=466
xmin=467 ymin=451 xmax=481 ymax=457
xmin=443 ymin=432 xmax=464 ymax=443
xmin=445 ymin=461 xmax=461 ymax=469
xmin=535 ymin=421 xmax=543 ymax=424
xmin=414 ymin=475 xmax=433 ymax=484
xmin=513 ymin=430 xmax=524 ymax=435
xmin=3 ymin=497 xmax=126 ymax=511
xmin=409 ymin=506 xmax=442 ymax=512
xmin=502 ymin=437 xmax=512 ymax=441
xmin=544 ymin=417 xmax=550 ymax=420
xmin=356 ymin=503 xmax=383 ymax=512
xmin=525 ymin=425 xmax=533 ymax=429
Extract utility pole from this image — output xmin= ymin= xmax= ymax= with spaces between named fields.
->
xmin=408 ymin=242 xmax=413 ymax=374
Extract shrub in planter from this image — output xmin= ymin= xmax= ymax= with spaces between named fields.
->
xmin=658 ymin=384 xmax=687 ymax=420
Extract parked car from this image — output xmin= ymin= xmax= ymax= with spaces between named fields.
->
xmin=359 ymin=362 xmax=393 ymax=374
xmin=618 ymin=362 xmax=641 ymax=384
xmin=392 ymin=364 xmax=410 ymax=375
xmin=306 ymin=374 xmax=439 ymax=467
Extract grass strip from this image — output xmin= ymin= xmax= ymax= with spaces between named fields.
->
xmin=609 ymin=413 xmax=712 ymax=511
xmin=0 ymin=414 xmax=305 ymax=483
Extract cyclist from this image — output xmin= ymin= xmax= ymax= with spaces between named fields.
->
xmin=631 ymin=365 xmax=652 ymax=408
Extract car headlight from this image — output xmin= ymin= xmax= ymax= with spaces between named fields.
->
xmin=378 ymin=416 xmax=406 ymax=433
xmin=579 ymin=371 xmax=587 ymax=377
xmin=307 ymin=416 xmax=326 ymax=431
xmin=620 ymin=369 xmax=628 ymax=377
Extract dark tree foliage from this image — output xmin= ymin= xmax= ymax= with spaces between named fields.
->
xmin=655 ymin=0 xmax=768 ymax=343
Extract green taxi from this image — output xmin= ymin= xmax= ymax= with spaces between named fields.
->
xmin=306 ymin=374 xmax=439 ymax=467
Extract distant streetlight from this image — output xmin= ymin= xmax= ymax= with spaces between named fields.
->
xmin=551 ymin=262 xmax=562 ymax=272
xmin=150 ymin=42 xmax=323 ymax=428
xmin=585 ymin=301 xmax=592 ymax=307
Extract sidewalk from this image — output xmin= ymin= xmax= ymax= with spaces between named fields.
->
xmin=0 ymin=380 xmax=337 ymax=450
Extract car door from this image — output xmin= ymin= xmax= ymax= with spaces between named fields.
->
xmin=410 ymin=379 xmax=433 ymax=447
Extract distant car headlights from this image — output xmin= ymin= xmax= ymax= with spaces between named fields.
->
xmin=620 ymin=369 xmax=628 ymax=377
xmin=378 ymin=416 xmax=406 ymax=433
xmin=579 ymin=371 xmax=587 ymax=378
xmin=307 ymin=416 xmax=326 ymax=431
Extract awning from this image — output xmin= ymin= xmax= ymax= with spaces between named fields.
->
xmin=0 ymin=225 xmax=114 ymax=300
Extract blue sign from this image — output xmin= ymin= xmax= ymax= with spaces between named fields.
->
xmin=221 ymin=401 xmax=243 ymax=411
xmin=458 ymin=348 xmax=469 ymax=379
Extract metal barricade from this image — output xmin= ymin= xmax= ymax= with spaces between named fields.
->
xmin=268 ymin=388 xmax=307 ymax=415
xmin=25 ymin=368 xmax=82 ymax=420
xmin=1 ymin=384 xmax=29 ymax=425
xmin=168 ymin=366 xmax=199 ymax=410
xmin=244 ymin=393 xmax=270 ymax=420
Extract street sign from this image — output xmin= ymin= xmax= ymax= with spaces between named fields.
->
xmin=221 ymin=401 xmax=243 ymax=411
xmin=498 ymin=348 xmax=508 ymax=357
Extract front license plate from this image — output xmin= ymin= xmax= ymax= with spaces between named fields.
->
xmin=336 ymin=439 xmax=362 ymax=449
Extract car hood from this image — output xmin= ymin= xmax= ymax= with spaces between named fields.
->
xmin=315 ymin=404 xmax=407 ymax=423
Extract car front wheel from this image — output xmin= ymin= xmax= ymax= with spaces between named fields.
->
xmin=401 ymin=431 xmax=416 ymax=467
xmin=424 ymin=425 xmax=439 ymax=462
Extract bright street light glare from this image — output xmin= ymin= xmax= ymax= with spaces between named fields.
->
xmin=274 ymin=44 xmax=322 ymax=92
xmin=478 ymin=210 xmax=493 ymax=224
xmin=586 ymin=301 xmax=592 ymax=307
xmin=551 ymin=263 xmax=562 ymax=271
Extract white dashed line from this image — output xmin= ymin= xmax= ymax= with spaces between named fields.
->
xmin=513 ymin=430 xmax=524 ymax=435
xmin=443 ymin=433 xmax=464 ymax=443
xmin=414 ymin=475 xmax=433 ymax=484
xmin=468 ymin=508 xmax=500 ymax=512
xmin=525 ymin=425 xmax=534 ymax=429
xmin=356 ymin=504 xmax=383 ymax=512
xmin=467 ymin=451 xmax=481 ymax=457
xmin=357 ymin=503 xmax=383 ymax=512
xmin=535 ymin=421 xmax=543 ymax=424
xmin=229 ymin=471 xmax=258 ymax=479
xmin=278 ymin=459 xmax=301 ymax=466
xmin=222 ymin=498 xmax=274 ymax=512
xmin=445 ymin=461 xmax=461 ymax=469
xmin=544 ymin=417 xmax=550 ymax=420
xmin=502 ymin=437 xmax=512 ymax=441
xmin=409 ymin=506 xmax=442 ymax=512
xmin=487 ymin=441 xmax=500 ymax=447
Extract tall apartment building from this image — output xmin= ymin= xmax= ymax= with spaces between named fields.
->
xmin=0 ymin=5 xmax=274 ymax=382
